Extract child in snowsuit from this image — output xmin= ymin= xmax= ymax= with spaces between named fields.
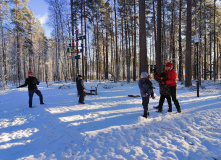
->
xmin=138 ymin=72 xmax=154 ymax=118
xmin=76 ymin=75 xmax=86 ymax=104
xmin=17 ymin=71 xmax=44 ymax=108
xmin=155 ymin=72 xmax=172 ymax=112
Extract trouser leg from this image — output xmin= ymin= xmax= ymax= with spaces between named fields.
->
xmin=158 ymin=95 xmax=166 ymax=111
xmin=142 ymin=97 xmax=149 ymax=116
xmin=34 ymin=90 xmax=43 ymax=104
xmin=170 ymin=86 xmax=181 ymax=112
xmin=28 ymin=90 xmax=34 ymax=107
xmin=79 ymin=93 xmax=85 ymax=103
xmin=166 ymin=95 xmax=172 ymax=111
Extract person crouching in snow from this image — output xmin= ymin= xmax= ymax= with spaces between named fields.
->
xmin=138 ymin=72 xmax=154 ymax=118
xmin=17 ymin=71 xmax=44 ymax=108
xmin=76 ymin=75 xmax=86 ymax=104
xmin=155 ymin=72 xmax=172 ymax=112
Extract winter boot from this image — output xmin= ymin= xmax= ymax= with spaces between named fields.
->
xmin=153 ymin=106 xmax=159 ymax=109
xmin=143 ymin=112 xmax=149 ymax=118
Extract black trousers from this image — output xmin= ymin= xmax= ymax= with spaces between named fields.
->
xmin=158 ymin=95 xmax=172 ymax=111
xmin=142 ymin=97 xmax=149 ymax=116
xmin=79 ymin=93 xmax=85 ymax=103
xmin=28 ymin=89 xmax=43 ymax=107
xmin=170 ymin=86 xmax=181 ymax=112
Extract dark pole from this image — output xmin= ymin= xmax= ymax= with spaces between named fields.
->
xmin=197 ymin=42 xmax=199 ymax=80
xmin=196 ymin=42 xmax=199 ymax=97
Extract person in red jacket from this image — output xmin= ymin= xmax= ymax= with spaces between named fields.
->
xmin=162 ymin=62 xmax=181 ymax=113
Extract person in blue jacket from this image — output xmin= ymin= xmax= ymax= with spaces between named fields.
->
xmin=138 ymin=72 xmax=154 ymax=118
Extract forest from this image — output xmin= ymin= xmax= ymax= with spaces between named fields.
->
xmin=0 ymin=0 xmax=221 ymax=90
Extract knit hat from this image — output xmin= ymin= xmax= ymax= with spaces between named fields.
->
xmin=141 ymin=72 xmax=148 ymax=78
xmin=166 ymin=62 xmax=173 ymax=68
xmin=28 ymin=71 xmax=33 ymax=75
xmin=78 ymin=75 xmax=82 ymax=77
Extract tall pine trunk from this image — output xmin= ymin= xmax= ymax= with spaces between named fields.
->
xmin=133 ymin=0 xmax=137 ymax=81
xmin=178 ymin=0 xmax=183 ymax=81
xmin=185 ymin=0 xmax=192 ymax=87
xmin=114 ymin=0 xmax=119 ymax=82
xmin=156 ymin=0 xmax=162 ymax=73
xmin=139 ymin=0 xmax=148 ymax=73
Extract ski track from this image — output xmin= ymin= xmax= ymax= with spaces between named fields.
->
xmin=0 ymin=80 xmax=221 ymax=160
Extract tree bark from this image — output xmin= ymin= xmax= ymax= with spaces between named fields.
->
xmin=156 ymin=0 xmax=162 ymax=73
xmin=178 ymin=0 xmax=183 ymax=81
xmin=139 ymin=0 xmax=148 ymax=73
xmin=114 ymin=0 xmax=119 ymax=82
xmin=133 ymin=0 xmax=137 ymax=81
xmin=185 ymin=0 xmax=192 ymax=87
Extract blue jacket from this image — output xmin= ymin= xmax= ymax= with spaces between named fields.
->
xmin=138 ymin=78 xmax=153 ymax=97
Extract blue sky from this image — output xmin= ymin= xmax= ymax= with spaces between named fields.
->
xmin=28 ymin=0 xmax=52 ymax=37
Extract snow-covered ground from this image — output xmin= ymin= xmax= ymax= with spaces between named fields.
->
xmin=0 ymin=80 xmax=221 ymax=160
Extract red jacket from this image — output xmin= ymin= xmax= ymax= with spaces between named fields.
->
xmin=164 ymin=69 xmax=177 ymax=86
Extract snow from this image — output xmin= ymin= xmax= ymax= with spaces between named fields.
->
xmin=0 ymin=80 xmax=221 ymax=160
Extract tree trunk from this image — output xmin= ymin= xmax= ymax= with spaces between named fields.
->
xmin=105 ymin=28 xmax=108 ymax=79
xmin=71 ymin=0 xmax=75 ymax=81
xmin=114 ymin=0 xmax=119 ymax=82
xmin=139 ymin=0 xmax=148 ymax=73
xmin=84 ymin=0 xmax=87 ymax=81
xmin=133 ymin=0 xmax=137 ymax=81
xmin=126 ymin=21 xmax=130 ymax=83
xmin=213 ymin=0 xmax=216 ymax=81
xmin=185 ymin=0 xmax=192 ymax=87
xmin=153 ymin=0 xmax=157 ymax=58
xmin=199 ymin=0 xmax=202 ymax=85
xmin=178 ymin=0 xmax=183 ymax=81
xmin=156 ymin=0 xmax=162 ymax=73
xmin=121 ymin=15 xmax=125 ymax=80
xmin=204 ymin=0 xmax=207 ymax=80
xmin=171 ymin=1 xmax=175 ymax=68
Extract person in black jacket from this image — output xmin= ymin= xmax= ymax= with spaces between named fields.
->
xmin=76 ymin=75 xmax=85 ymax=104
xmin=155 ymin=72 xmax=172 ymax=112
xmin=18 ymin=71 xmax=44 ymax=108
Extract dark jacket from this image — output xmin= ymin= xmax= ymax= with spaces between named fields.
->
xmin=76 ymin=78 xmax=85 ymax=94
xmin=138 ymin=78 xmax=154 ymax=97
xmin=155 ymin=74 xmax=171 ymax=96
xmin=19 ymin=76 xmax=40 ymax=90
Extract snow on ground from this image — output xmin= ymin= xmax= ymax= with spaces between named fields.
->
xmin=0 ymin=80 xmax=221 ymax=160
